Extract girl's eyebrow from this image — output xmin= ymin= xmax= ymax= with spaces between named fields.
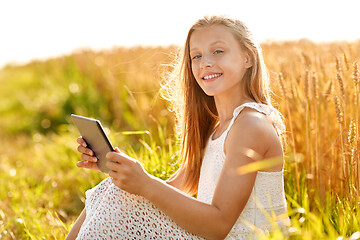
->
xmin=210 ymin=40 xmax=226 ymax=46
xmin=190 ymin=40 xmax=227 ymax=52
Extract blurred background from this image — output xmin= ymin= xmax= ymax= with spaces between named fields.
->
xmin=1 ymin=0 xmax=360 ymax=68
xmin=1 ymin=0 xmax=360 ymax=239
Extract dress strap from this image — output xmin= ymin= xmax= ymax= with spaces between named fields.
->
xmin=226 ymin=102 xmax=286 ymax=136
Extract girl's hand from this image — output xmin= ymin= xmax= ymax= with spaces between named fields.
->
xmin=106 ymin=148 xmax=153 ymax=196
xmin=76 ymin=137 xmax=100 ymax=172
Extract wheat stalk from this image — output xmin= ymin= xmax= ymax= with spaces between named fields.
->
xmin=312 ymin=70 xmax=319 ymax=100
xmin=334 ymin=94 xmax=346 ymax=194
xmin=348 ymin=119 xmax=357 ymax=196
xmin=336 ymin=71 xmax=345 ymax=100
xmin=335 ymin=58 xmax=346 ymax=130
xmin=278 ymin=72 xmax=300 ymax=196
xmin=334 ymin=95 xmax=343 ymax=124
xmin=304 ymin=68 xmax=310 ymax=100
xmin=336 ymin=57 xmax=342 ymax=73
xmin=324 ymin=78 xmax=333 ymax=100
xmin=348 ymin=118 xmax=357 ymax=150
xmin=352 ymin=61 xmax=359 ymax=193
xmin=311 ymin=69 xmax=320 ymax=189
xmin=278 ymin=72 xmax=288 ymax=101
xmin=344 ymin=52 xmax=350 ymax=71
xmin=353 ymin=61 xmax=359 ymax=88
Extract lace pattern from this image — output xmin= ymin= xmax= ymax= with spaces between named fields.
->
xmin=232 ymin=102 xmax=286 ymax=135
xmin=76 ymin=102 xmax=289 ymax=239
xmin=197 ymin=102 xmax=289 ymax=239
xmin=76 ymin=177 xmax=203 ymax=239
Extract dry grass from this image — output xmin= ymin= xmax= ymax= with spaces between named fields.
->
xmin=1 ymin=39 xmax=360 ymax=239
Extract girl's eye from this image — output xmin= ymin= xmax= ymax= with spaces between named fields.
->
xmin=191 ymin=54 xmax=201 ymax=60
xmin=214 ymin=50 xmax=223 ymax=54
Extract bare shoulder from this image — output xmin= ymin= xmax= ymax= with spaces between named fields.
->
xmin=225 ymin=108 xmax=283 ymax=170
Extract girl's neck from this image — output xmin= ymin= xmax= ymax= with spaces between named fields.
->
xmin=212 ymin=95 xmax=253 ymax=140
xmin=214 ymin=95 xmax=253 ymax=124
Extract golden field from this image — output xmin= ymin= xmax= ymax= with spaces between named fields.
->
xmin=0 ymin=40 xmax=359 ymax=239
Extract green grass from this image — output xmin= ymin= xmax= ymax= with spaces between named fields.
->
xmin=1 ymin=44 xmax=360 ymax=239
xmin=0 ymin=127 xmax=179 ymax=239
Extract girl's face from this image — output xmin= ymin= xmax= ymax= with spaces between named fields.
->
xmin=189 ymin=25 xmax=252 ymax=98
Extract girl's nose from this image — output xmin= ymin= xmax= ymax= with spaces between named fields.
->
xmin=200 ymin=56 xmax=213 ymax=69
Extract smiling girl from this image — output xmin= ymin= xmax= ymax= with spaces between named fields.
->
xmin=66 ymin=15 xmax=290 ymax=240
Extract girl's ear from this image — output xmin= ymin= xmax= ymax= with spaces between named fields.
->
xmin=244 ymin=51 xmax=253 ymax=69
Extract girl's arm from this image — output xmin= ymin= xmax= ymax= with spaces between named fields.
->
xmin=65 ymin=208 xmax=86 ymax=240
xmin=76 ymin=135 xmax=186 ymax=191
xmin=106 ymin=110 xmax=283 ymax=239
xmin=166 ymin=168 xmax=185 ymax=190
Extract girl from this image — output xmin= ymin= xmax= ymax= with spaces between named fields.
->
xmin=66 ymin=15 xmax=290 ymax=240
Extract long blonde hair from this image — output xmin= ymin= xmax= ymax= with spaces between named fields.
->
xmin=162 ymin=15 xmax=272 ymax=195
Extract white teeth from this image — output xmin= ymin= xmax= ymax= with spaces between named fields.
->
xmin=203 ymin=73 xmax=222 ymax=80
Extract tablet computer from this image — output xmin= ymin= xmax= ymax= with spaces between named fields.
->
xmin=71 ymin=114 xmax=114 ymax=173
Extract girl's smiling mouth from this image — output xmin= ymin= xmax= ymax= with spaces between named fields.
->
xmin=203 ymin=73 xmax=222 ymax=80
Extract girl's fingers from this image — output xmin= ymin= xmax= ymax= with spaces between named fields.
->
xmin=76 ymin=160 xmax=100 ymax=171
xmin=77 ymin=145 xmax=94 ymax=156
xmin=75 ymin=137 xmax=100 ymax=172
xmin=81 ymin=153 xmax=98 ymax=163
xmin=77 ymin=137 xmax=87 ymax=147
xmin=76 ymin=160 xmax=89 ymax=167
xmin=106 ymin=151 xmax=130 ymax=164
xmin=106 ymin=160 xmax=122 ymax=172
xmin=108 ymin=170 xmax=117 ymax=179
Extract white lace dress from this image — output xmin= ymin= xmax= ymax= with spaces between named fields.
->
xmin=75 ymin=102 xmax=289 ymax=240
xmin=197 ymin=102 xmax=290 ymax=239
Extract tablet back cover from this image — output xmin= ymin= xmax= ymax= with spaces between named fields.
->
xmin=71 ymin=114 xmax=114 ymax=173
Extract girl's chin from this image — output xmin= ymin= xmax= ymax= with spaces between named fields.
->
xmin=201 ymin=89 xmax=217 ymax=97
